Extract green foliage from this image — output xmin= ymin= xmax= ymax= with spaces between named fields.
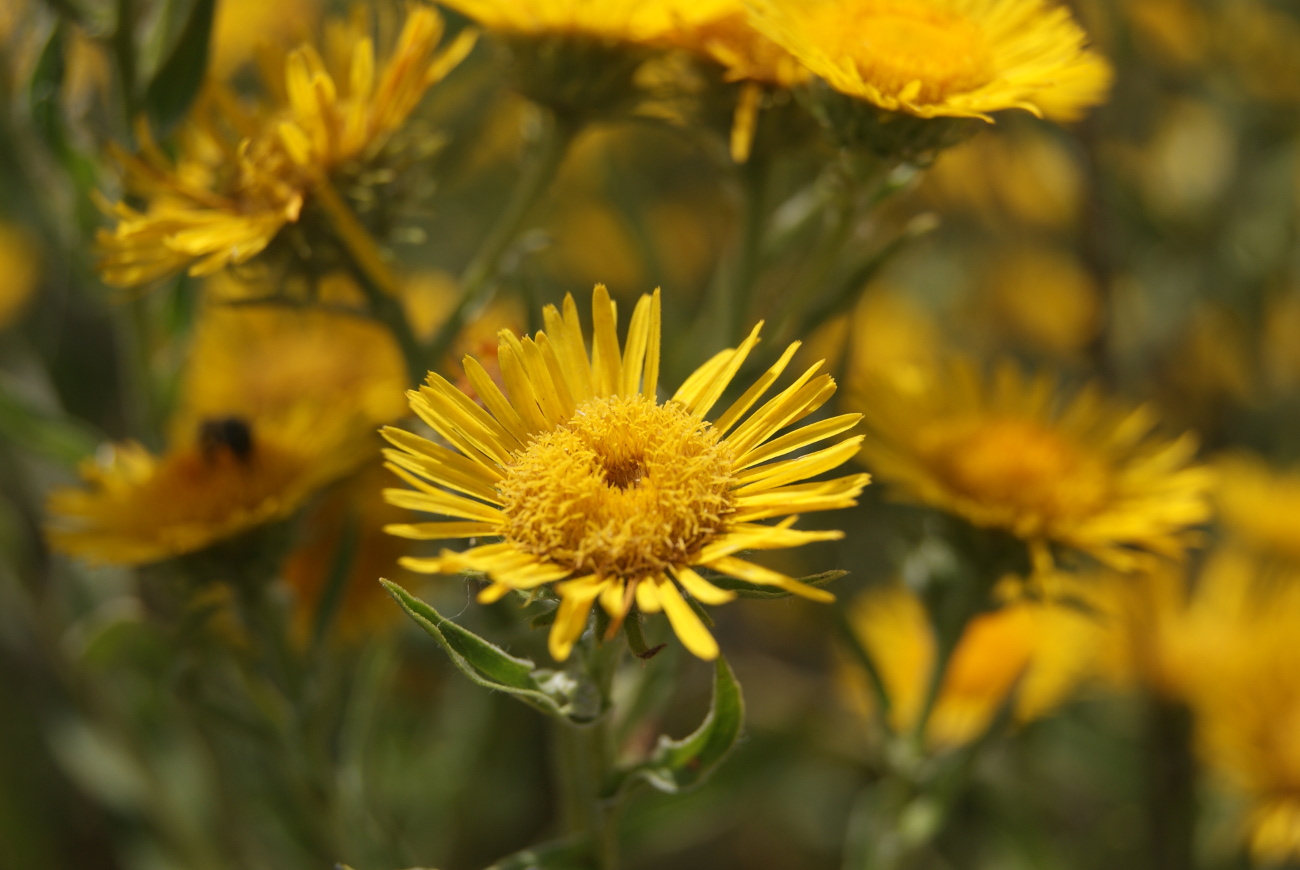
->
xmin=142 ymin=0 xmax=216 ymax=134
xmin=615 ymin=656 xmax=745 ymax=795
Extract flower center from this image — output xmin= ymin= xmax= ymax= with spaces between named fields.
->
xmin=923 ymin=418 xmax=1110 ymax=527
xmin=497 ymin=395 xmax=735 ymax=578
xmin=833 ymin=6 xmax=994 ymax=104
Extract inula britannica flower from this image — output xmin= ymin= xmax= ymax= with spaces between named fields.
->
xmin=853 ymin=358 xmax=1214 ymax=571
xmin=383 ymin=285 xmax=869 ymax=661
xmin=748 ymin=0 xmax=1112 ymax=121
xmin=97 ymin=6 xmax=475 ymax=287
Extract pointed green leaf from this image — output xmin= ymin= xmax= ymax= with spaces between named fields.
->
xmin=709 ymin=569 xmax=845 ymax=600
xmin=142 ymin=0 xmax=215 ymax=134
xmin=616 ymin=655 xmax=745 ymax=795
xmin=383 ymin=580 xmax=559 ymax=713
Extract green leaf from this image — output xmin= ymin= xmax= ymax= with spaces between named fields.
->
xmin=29 ymin=22 xmax=67 ymax=151
xmin=484 ymin=838 xmax=595 ymax=870
xmin=384 ymin=580 xmax=590 ymax=719
xmin=616 ymin=655 xmax=745 ymax=795
xmin=709 ymin=569 xmax=845 ymax=600
xmin=142 ymin=0 xmax=215 ymax=134
xmin=0 ymin=388 xmax=102 ymax=468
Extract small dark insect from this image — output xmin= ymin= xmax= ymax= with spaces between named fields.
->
xmin=635 ymin=643 xmax=668 ymax=661
xmin=199 ymin=417 xmax=254 ymax=463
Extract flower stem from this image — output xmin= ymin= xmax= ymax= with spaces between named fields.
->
xmin=312 ymin=175 xmax=428 ymax=387
xmin=426 ymin=107 xmax=578 ymax=367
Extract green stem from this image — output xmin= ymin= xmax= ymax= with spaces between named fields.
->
xmin=312 ymin=176 xmax=428 ymax=387
xmin=426 ymin=108 xmax=577 ymax=367
xmin=1145 ymin=695 xmax=1196 ymax=870
xmin=113 ymin=0 xmax=138 ymax=124
xmin=705 ymin=152 xmax=767 ymax=350
xmin=553 ymin=718 xmax=619 ymax=870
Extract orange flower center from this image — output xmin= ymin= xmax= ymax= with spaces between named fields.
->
xmin=924 ymin=418 xmax=1110 ymax=529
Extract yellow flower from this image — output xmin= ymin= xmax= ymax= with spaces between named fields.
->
xmin=47 ymin=273 xmax=406 ymax=567
xmin=748 ymin=0 xmax=1112 ymax=121
xmin=853 ymin=358 xmax=1214 ymax=571
xmin=1214 ymin=453 xmax=1300 ymax=564
xmin=1142 ymin=550 xmax=1300 ymax=863
xmin=0 ymin=223 xmax=40 ymax=330
xmin=97 ymin=6 xmax=476 ymax=287
xmin=842 ymin=582 xmax=1100 ymax=748
xmin=975 ymin=244 xmax=1101 ymax=357
xmin=383 ymin=284 xmax=869 ymax=661
xmin=175 ymin=273 xmax=411 ymax=437
xmin=46 ymin=410 xmax=369 ymax=566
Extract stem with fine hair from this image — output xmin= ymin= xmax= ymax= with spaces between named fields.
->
xmin=312 ymin=175 xmax=428 ymax=387
xmin=425 ymin=108 xmax=578 ymax=367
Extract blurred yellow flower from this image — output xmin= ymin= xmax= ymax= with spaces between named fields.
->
xmin=1214 ymin=454 xmax=1300 ymax=564
xmin=976 ymin=245 xmax=1101 ymax=357
xmin=46 ymin=411 xmax=369 ymax=566
xmin=923 ymin=125 xmax=1085 ymax=229
xmin=209 ymin=0 xmax=319 ymax=78
xmin=840 ymin=286 xmax=940 ymax=396
xmin=748 ymin=0 xmax=1112 ymax=121
xmin=843 ymin=583 xmax=1100 ymax=748
xmin=176 ymin=274 xmax=411 ymax=437
xmin=383 ymin=284 xmax=869 ymax=661
xmin=97 ymin=6 xmax=475 ymax=287
xmin=853 ymin=358 xmax=1214 ymax=570
xmin=1141 ymin=549 xmax=1300 ymax=863
xmin=0 ymin=223 xmax=40 ymax=330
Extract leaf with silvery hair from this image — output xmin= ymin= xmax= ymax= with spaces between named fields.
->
xmin=613 ymin=655 xmax=745 ymax=795
xmin=382 ymin=580 xmax=600 ymax=721
xmin=709 ymin=569 xmax=846 ymax=600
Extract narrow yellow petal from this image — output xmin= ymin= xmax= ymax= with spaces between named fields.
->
xmin=644 ymin=288 xmax=661 ymax=399
xmin=620 ymin=293 xmax=654 ymax=398
xmin=689 ymin=322 xmax=764 ymax=418
xmin=657 ymin=578 xmax=719 ymax=660
xmin=636 ymin=579 xmax=663 ymax=613
xmin=673 ymin=565 xmax=736 ymax=605
xmin=734 ymin=413 xmax=862 ymax=470
xmin=590 ymin=284 xmax=622 ymax=397
xmin=497 ymin=341 xmax=551 ymax=434
xmin=714 ymin=341 xmax=801 ymax=435
xmin=383 ymin=521 xmax=501 ymax=540
xmin=672 ymin=349 xmax=735 ymax=407
xmin=462 ymin=355 xmax=531 ymax=446
xmin=734 ymin=436 xmax=865 ymax=493
xmin=704 ymin=556 xmax=836 ymax=603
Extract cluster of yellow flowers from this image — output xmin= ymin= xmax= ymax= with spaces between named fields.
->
xmin=30 ymin=0 xmax=1300 ymax=864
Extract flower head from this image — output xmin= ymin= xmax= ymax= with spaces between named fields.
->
xmin=383 ymin=285 xmax=869 ymax=660
xmin=748 ymin=0 xmax=1112 ymax=121
xmin=853 ymin=358 xmax=1214 ymax=570
xmin=97 ymin=6 xmax=475 ymax=287
xmin=46 ymin=411 xmax=369 ymax=566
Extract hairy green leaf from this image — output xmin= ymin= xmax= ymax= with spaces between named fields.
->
xmin=143 ymin=0 xmax=216 ymax=133
xmin=617 ymin=655 xmax=745 ymax=794
xmin=709 ymin=569 xmax=846 ymax=600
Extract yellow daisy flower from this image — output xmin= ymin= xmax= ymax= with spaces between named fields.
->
xmin=97 ymin=6 xmax=476 ymax=287
xmin=842 ymin=582 xmax=1100 ymax=748
xmin=1125 ymin=549 xmax=1300 ymax=863
xmin=747 ymin=0 xmax=1112 ymax=122
xmin=382 ymin=284 xmax=870 ymax=661
xmin=853 ymin=358 xmax=1214 ymax=571
xmin=46 ymin=410 xmax=369 ymax=566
